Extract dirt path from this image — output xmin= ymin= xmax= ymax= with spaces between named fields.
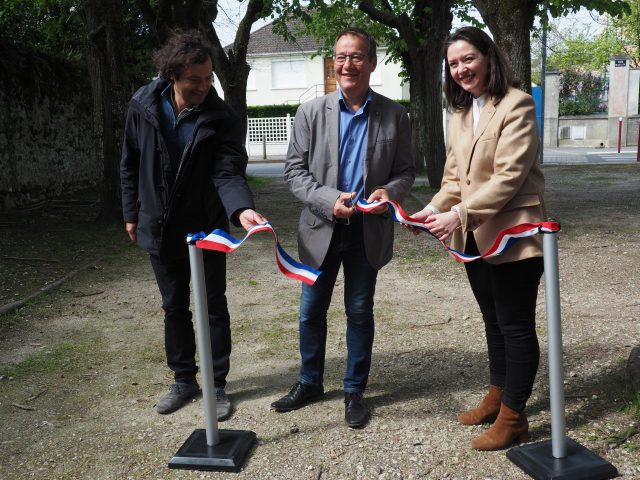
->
xmin=1 ymin=165 xmax=639 ymax=479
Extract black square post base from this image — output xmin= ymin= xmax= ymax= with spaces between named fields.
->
xmin=168 ymin=428 xmax=256 ymax=472
xmin=507 ymin=438 xmax=618 ymax=480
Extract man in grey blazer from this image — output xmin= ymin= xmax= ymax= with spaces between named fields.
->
xmin=271 ymin=27 xmax=415 ymax=428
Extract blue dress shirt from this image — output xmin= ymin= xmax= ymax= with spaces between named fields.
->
xmin=338 ymin=89 xmax=373 ymax=202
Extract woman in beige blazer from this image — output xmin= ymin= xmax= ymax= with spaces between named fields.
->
xmin=411 ymin=26 xmax=546 ymax=451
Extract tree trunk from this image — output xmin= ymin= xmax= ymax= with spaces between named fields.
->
xmin=217 ymin=69 xmax=250 ymax=135
xmin=82 ymin=0 xmax=127 ymax=222
xmin=358 ymin=0 xmax=452 ymax=184
xmin=473 ymin=0 xmax=536 ymax=94
xmin=401 ymin=1 xmax=452 ymax=186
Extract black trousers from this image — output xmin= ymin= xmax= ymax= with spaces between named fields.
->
xmin=150 ymin=249 xmax=231 ymax=387
xmin=464 ymin=233 xmax=544 ymax=412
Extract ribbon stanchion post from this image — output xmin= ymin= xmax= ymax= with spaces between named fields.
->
xmin=506 ymin=230 xmax=618 ymax=480
xmin=356 ymin=199 xmax=619 ymax=478
xmin=168 ymin=244 xmax=256 ymax=472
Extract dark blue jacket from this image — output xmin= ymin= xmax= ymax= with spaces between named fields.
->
xmin=120 ymin=78 xmax=254 ymax=260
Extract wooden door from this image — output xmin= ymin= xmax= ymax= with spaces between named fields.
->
xmin=324 ymin=57 xmax=336 ymax=94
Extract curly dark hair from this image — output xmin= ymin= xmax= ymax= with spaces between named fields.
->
xmin=443 ymin=26 xmax=517 ymax=111
xmin=153 ymin=30 xmax=213 ymax=80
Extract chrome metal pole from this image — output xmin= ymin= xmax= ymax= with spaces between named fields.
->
xmin=542 ymin=232 xmax=567 ymax=458
xmin=188 ymin=244 xmax=219 ymax=447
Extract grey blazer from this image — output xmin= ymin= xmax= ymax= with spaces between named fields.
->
xmin=284 ymin=91 xmax=415 ymax=270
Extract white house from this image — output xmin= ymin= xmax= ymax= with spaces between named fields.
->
xmin=216 ymin=20 xmax=409 ymax=105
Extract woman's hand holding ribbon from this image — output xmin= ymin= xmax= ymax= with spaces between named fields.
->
xmin=403 ymin=207 xmax=433 ymax=235
xmin=425 ymin=211 xmax=461 ymax=242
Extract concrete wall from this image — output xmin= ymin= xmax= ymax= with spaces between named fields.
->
xmin=557 ymin=115 xmax=608 ymax=147
xmin=544 ymin=58 xmax=640 ymax=147
xmin=0 ymin=44 xmax=97 ymax=210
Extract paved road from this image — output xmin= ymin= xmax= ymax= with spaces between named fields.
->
xmin=542 ymin=147 xmax=638 ymax=164
xmin=247 ymin=147 xmax=639 ymax=177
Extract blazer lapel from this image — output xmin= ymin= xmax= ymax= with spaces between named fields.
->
xmin=365 ymin=95 xmax=382 ymax=181
xmin=458 ymin=108 xmax=474 ymax=174
xmin=466 ymin=99 xmax=497 ymax=172
xmin=325 ymin=94 xmax=340 ymax=186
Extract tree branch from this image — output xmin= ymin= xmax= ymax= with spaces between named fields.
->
xmin=357 ymin=0 xmax=400 ymax=30
xmin=233 ymin=0 xmax=269 ymax=60
xmin=135 ymin=0 xmax=156 ymax=34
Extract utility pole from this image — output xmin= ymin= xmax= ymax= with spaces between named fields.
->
xmin=540 ymin=6 xmax=548 ymax=165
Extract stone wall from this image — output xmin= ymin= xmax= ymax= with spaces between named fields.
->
xmin=0 ymin=41 xmax=98 ymax=210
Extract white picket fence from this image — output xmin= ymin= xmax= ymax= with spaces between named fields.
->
xmin=246 ymin=110 xmax=447 ymax=160
xmin=245 ymin=115 xmax=294 ymax=159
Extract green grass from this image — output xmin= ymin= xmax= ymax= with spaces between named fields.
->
xmin=1 ymin=337 xmax=107 ymax=378
xmin=0 ymin=307 xmax=26 ymax=330
xmin=623 ymin=389 xmax=640 ymax=420
xmin=138 ymin=341 xmax=166 ymax=364
xmin=247 ymin=175 xmax=274 ymax=189
xmin=256 ymin=313 xmax=298 ymax=357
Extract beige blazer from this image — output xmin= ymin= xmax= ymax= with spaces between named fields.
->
xmin=284 ymin=91 xmax=415 ymax=270
xmin=430 ymin=87 xmax=546 ymax=264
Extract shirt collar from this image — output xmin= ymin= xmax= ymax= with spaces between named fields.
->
xmin=161 ymin=83 xmax=203 ymax=116
xmin=338 ymin=88 xmax=373 ymax=113
xmin=473 ymin=93 xmax=487 ymax=111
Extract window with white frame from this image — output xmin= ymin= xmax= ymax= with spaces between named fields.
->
xmin=271 ymin=58 xmax=306 ymax=89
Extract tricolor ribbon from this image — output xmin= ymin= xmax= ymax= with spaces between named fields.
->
xmin=187 ymin=222 xmax=321 ymax=285
xmin=356 ymin=199 xmax=560 ymax=263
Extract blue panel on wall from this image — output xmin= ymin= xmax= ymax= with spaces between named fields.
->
xmin=532 ymin=85 xmax=542 ymax=132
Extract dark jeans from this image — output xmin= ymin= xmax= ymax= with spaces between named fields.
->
xmin=298 ymin=218 xmax=378 ymax=393
xmin=464 ymin=233 xmax=544 ymax=412
xmin=150 ymin=249 xmax=231 ymax=387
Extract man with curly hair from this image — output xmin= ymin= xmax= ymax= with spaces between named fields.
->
xmin=120 ymin=30 xmax=266 ymax=419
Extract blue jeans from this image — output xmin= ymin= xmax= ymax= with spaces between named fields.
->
xmin=298 ymin=220 xmax=378 ymax=393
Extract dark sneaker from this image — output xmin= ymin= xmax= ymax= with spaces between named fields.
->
xmin=270 ymin=381 xmax=324 ymax=412
xmin=216 ymin=387 xmax=233 ymax=421
xmin=155 ymin=382 xmax=200 ymax=414
xmin=344 ymin=392 xmax=369 ymax=428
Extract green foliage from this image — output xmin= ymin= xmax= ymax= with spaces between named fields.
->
xmin=247 ymin=104 xmax=300 ymax=117
xmin=541 ymin=0 xmax=630 ymax=23
xmin=559 ymin=69 xmax=608 ymax=115
xmin=0 ymin=0 xmax=84 ymax=62
xmin=601 ymin=0 xmax=640 ymax=67
xmin=272 ymin=0 xmax=473 ymax=82
xmin=547 ymin=25 xmax=620 ymax=73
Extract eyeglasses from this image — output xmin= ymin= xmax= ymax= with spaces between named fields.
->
xmin=333 ymin=53 xmax=368 ymax=66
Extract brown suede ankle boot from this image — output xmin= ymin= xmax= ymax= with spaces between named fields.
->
xmin=458 ymin=385 xmax=503 ymax=425
xmin=471 ymin=402 xmax=529 ymax=451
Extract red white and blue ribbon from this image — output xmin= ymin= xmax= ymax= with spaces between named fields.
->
xmin=187 ymin=222 xmax=321 ymax=285
xmin=356 ymin=199 xmax=560 ymax=263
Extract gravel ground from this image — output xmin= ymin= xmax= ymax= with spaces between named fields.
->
xmin=0 ymin=164 xmax=639 ymax=479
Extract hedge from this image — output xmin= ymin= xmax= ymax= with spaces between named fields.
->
xmin=248 ymin=99 xmax=411 ymax=118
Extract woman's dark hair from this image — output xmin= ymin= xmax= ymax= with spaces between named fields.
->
xmin=442 ymin=26 xmax=517 ymax=111
xmin=153 ymin=30 xmax=213 ymax=80
xmin=334 ymin=27 xmax=377 ymax=59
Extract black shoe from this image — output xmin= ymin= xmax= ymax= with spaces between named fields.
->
xmin=270 ymin=382 xmax=324 ymax=412
xmin=155 ymin=382 xmax=200 ymax=414
xmin=344 ymin=392 xmax=369 ymax=428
